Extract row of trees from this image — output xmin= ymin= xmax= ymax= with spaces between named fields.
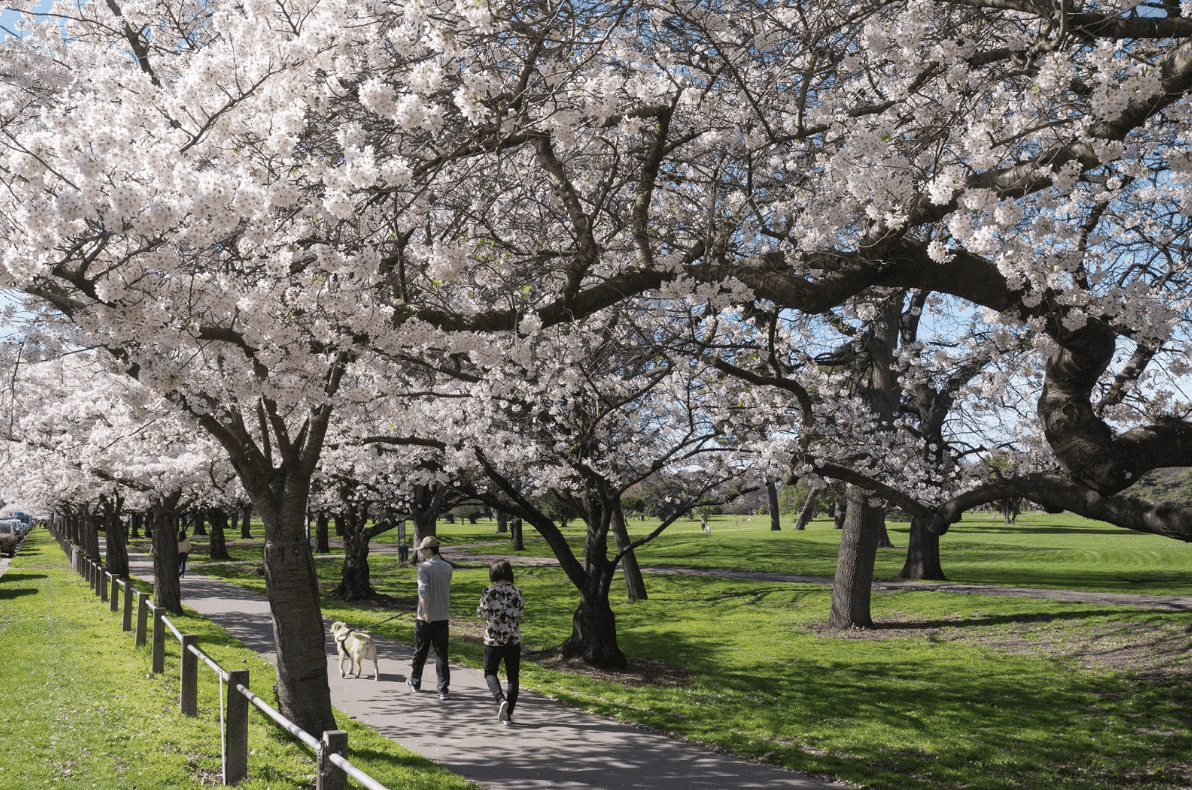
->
xmin=3 ymin=0 xmax=1192 ymax=736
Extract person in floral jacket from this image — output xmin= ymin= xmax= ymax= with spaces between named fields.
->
xmin=477 ymin=559 xmax=524 ymax=725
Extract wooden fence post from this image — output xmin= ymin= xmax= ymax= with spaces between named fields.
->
xmin=135 ymin=591 xmax=149 ymax=646
xmin=100 ymin=570 xmax=109 ymax=603
xmin=180 ymin=635 xmax=198 ymax=716
xmin=122 ymin=581 xmax=134 ymax=631
xmin=316 ymin=731 xmax=348 ymax=790
xmin=151 ymin=605 xmax=165 ymax=674
xmin=109 ymin=574 xmax=119 ymax=611
xmin=224 ymin=669 xmax=249 ymax=785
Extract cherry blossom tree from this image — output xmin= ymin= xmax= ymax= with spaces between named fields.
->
xmin=4 ymin=0 xmax=1192 ymax=714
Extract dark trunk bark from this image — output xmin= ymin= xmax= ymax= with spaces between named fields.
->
xmin=150 ymin=497 xmax=182 ymax=615
xmin=192 ymin=511 xmax=208 ymax=537
xmin=259 ymin=475 xmax=336 ymax=737
xmin=207 ymin=508 xmax=231 ymax=560
xmin=240 ymin=502 xmax=253 ymax=538
xmin=611 ymin=504 xmax=647 ymax=602
xmin=410 ymin=484 xmax=445 ymax=547
xmin=81 ymin=507 xmax=102 ymax=565
xmin=827 ymin=298 xmax=900 ymax=628
xmin=510 ymin=517 xmax=524 ymax=551
xmin=336 ymin=529 xmax=374 ymax=600
xmin=794 ymin=487 xmax=819 ymax=530
xmin=561 ymin=586 xmax=627 ymax=669
xmin=100 ymin=496 xmax=129 ymax=578
xmin=315 ymin=512 xmax=331 ymax=553
xmin=333 ymin=503 xmax=374 ymax=600
xmin=130 ymin=511 xmax=142 ymax=539
xmin=767 ymin=479 xmax=782 ymax=530
xmin=828 ymin=486 xmax=883 ymax=629
xmin=833 ymin=498 xmax=846 ymax=530
xmin=877 ymin=519 xmax=894 ymax=548
xmin=495 ymin=510 xmax=509 ymax=534
xmin=899 ymin=517 xmax=946 ymax=580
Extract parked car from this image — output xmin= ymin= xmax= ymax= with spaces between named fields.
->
xmin=0 ymin=520 xmax=20 ymax=557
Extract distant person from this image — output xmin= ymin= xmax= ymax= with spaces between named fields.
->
xmin=477 ymin=559 xmax=524 ymax=725
xmin=177 ymin=529 xmax=192 ymax=577
xmin=407 ymin=536 xmax=453 ymax=699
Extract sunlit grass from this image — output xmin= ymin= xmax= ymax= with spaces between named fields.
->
xmin=0 ymin=529 xmax=479 ymax=790
xmin=446 ymin=511 xmax=1192 ymax=597
xmin=200 ymin=527 xmax=1192 ymax=790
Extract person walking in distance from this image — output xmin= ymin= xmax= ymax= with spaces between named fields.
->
xmin=407 ymin=536 xmax=453 ymax=699
xmin=177 ymin=529 xmax=193 ymax=578
xmin=477 ymin=559 xmax=524 ymax=725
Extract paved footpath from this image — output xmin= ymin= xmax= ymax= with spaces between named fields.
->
xmin=128 ymin=556 xmax=849 ymax=790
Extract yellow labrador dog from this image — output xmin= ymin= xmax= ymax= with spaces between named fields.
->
xmin=330 ymin=621 xmax=379 ymax=680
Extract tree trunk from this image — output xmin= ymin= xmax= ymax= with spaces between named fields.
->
xmin=240 ymin=502 xmax=253 ymax=539
xmin=333 ymin=504 xmax=374 ymax=600
xmin=150 ymin=497 xmax=182 ymax=615
xmin=409 ymin=484 xmax=444 ymax=547
xmin=833 ymin=498 xmax=847 ymax=530
xmin=100 ymin=496 xmax=129 ymax=578
xmin=207 ymin=508 xmax=232 ymax=560
xmin=335 ymin=529 xmax=374 ymax=600
xmin=496 ymin=510 xmax=509 ymax=534
xmin=767 ymin=479 xmax=782 ymax=531
xmin=130 ymin=511 xmax=142 ymax=539
xmin=510 ymin=517 xmax=524 ymax=551
xmin=877 ymin=519 xmax=894 ymax=549
xmin=259 ymin=477 xmax=336 ymax=737
xmin=899 ymin=517 xmax=947 ymax=580
xmin=828 ymin=486 xmax=882 ymax=629
xmin=611 ymin=505 xmax=647 ymax=602
xmin=315 ymin=512 xmax=331 ymax=553
xmin=82 ymin=507 xmax=102 ymax=565
xmin=192 ymin=511 xmax=208 ymax=537
xmin=794 ymin=487 xmax=819 ymax=530
xmin=561 ymin=590 xmax=627 ymax=669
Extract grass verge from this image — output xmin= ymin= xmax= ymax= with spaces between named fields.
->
xmin=0 ymin=529 xmax=479 ymax=790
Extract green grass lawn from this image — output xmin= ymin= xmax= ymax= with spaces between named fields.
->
xmin=442 ymin=510 xmax=1192 ymax=596
xmin=193 ymin=511 xmax=1192 ymax=790
xmin=109 ymin=510 xmax=1192 ymax=789
xmin=0 ymin=529 xmax=479 ymax=790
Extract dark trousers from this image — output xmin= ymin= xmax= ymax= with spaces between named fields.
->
xmin=178 ymin=552 xmax=189 ymax=576
xmin=483 ymin=642 xmax=521 ymax=715
xmin=410 ymin=619 xmax=450 ymax=693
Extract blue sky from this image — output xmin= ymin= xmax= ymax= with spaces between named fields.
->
xmin=1 ymin=1 xmax=52 ymax=38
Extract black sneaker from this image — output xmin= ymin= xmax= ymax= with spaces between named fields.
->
xmin=406 ymin=678 xmax=419 ymax=692
xmin=498 ymin=700 xmax=509 ymax=722
xmin=438 ymin=690 xmax=450 ymax=700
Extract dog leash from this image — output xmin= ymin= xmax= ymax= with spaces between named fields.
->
xmin=342 ymin=608 xmax=416 ymax=638
xmin=369 ymin=608 xmax=417 ymax=628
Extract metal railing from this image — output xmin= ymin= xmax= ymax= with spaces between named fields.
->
xmin=53 ymin=530 xmax=390 ymax=790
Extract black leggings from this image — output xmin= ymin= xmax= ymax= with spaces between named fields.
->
xmin=483 ymin=642 xmax=521 ymax=715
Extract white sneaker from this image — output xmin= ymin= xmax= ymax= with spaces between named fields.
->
xmin=498 ymin=699 xmax=509 ymax=722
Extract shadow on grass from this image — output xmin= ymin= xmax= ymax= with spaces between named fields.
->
xmin=1 ymin=572 xmax=48 ymax=582
xmin=864 ymin=608 xmax=1133 ymax=630
xmin=0 ymin=586 xmax=38 ymax=600
xmin=969 ymin=524 xmax=1129 ymax=536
